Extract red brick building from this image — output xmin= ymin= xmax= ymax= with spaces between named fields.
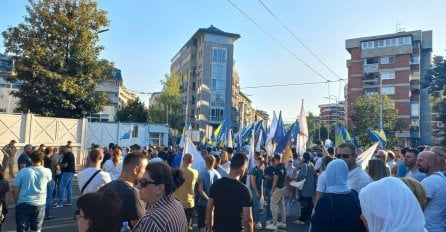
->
xmin=345 ymin=30 xmax=432 ymax=146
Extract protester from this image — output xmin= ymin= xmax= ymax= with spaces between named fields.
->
xmin=220 ymin=151 xmax=231 ymax=174
xmin=213 ymin=154 xmax=228 ymax=177
xmin=197 ymin=155 xmax=221 ymax=232
xmin=0 ymin=165 xmax=10 ymax=231
xmin=265 ymin=154 xmax=287 ymax=230
xmin=43 ymin=147 xmax=55 ymax=220
xmin=99 ymin=152 xmax=148 ymax=228
xmin=77 ymin=148 xmax=111 ymax=194
xmin=431 ymin=146 xmax=446 ymax=174
xmin=13 ymin=150 xmax=52 ymax=232
xmin=133 ymin=162 xmax=187 ymax=232
xmin=102 ymin=146 xmax=123 ymax=180
xmin=263 ymin=157 xmax=275 ymax=225
xmin=284 ymin=158 xmax=298 ymax=219
xmin=417 ymin=151 xmax=446 ymax=232
xmin=400 ymin=177 xmax=427 ymax=210
xmin=359 ymin=177 xmax=426 ymax=232
xmin=250 ymin=155 xmax=264 ymax=229
xmin=55 ymin=146 xmax=75 ymax=208
xmin=367 ymin=159 xmax=389 ymax=181
xmin=311 ymin=159 xmax=366 ymax=232
xmin=206 ymin=153 xmax=253 ymax=232
xmin=294 ymin=152 xmax=316 ymax=225
xmin=386 ymin=150 xmax=397 ymax=176
xmin=75 ymin=190 xmax=123 ymax=232
xmin=174 ymin=153 xmax=199 ymax=232
xmin=17 ymin=144 xmax=32 ymax=170
xmin=337 ymin=143 xmax=372 ymax=193
xmin=374 ymin=150 xmax=391 ymax=175
xmin=314 ymin=156 xmax=333 ymax=208
xmin=2 ymin=140 xmax=17 ymax=178
xmin=101 ymin=143 xmax=114 ymax=167
xmin=404 ymin=148 xmax=426 ymax=181
xmin=51 ymin=146 xmax=63 ymax=200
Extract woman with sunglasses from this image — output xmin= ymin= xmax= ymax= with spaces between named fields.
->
xmin=133 ymin=162 xmax=188 ymax=232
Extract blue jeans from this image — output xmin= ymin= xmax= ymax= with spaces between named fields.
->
xmin=53 ymin=174 xmax=61 ymax=199
xmin=45 ymin=180 xmax=55 ymax=215
xmin=15 ymin=203 xmax=45 ymax=232
xmin=58 ymin=172 xmax=73 ymax=204
xmin=265 ymin=187 xmax=272 ymax=221
xmin=251 ymin=188 xmax=263 ymax=223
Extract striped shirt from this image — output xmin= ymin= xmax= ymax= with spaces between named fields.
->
xmin=133 ymin=194 xmax=187 ymax=232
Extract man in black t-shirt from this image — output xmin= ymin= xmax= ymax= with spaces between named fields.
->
xmin=265 ymin=154 xmax=287 ymax=230
xmin=54 ymin=146 xmax=75 ymax=208
xmin=99 ymin=152 xmax=148 ymax=228
xmin=207 ymin=153 xmax=253 ymax=232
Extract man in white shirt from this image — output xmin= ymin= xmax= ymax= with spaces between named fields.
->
xmin=417 ymin=151 xmax=446 ymax=232
xmin=336 ymin=143 xmax=372 ymax=193
xmin=77 ymin=149 xmax=111 ymax=195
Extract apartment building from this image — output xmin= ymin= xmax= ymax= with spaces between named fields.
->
xmin=345 ymin=30 xmax=432 ymax=146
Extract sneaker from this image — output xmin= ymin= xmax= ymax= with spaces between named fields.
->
xmin=255 ymin=222 xmax=263 ymax=230
xmin=265 ymin=223 xmax=278 ymax=230
xmin=53 ymin=204 xmax=63 ymax=208
xmin=277 ymin=222 xmax=287 ymax=228
xmin=63 ymin=202 xmax=72 ymax=206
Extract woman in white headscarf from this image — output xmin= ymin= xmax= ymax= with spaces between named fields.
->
xmin=310 ymin=159 xmax=366 ymax=232
xmin=359 ymin=177 xmax=426 ymax=232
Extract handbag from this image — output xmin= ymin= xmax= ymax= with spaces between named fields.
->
xmin=290 ymin=163 xmax=307 ymax=190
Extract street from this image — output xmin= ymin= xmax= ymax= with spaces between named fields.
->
xmin=2 ymin=176 xmax=309 ymax=232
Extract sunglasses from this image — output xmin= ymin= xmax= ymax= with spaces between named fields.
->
xmin=139 ymin=178 xmax=159 ymax=188
xmin=336 ymin=153 xmax=352 ymax=159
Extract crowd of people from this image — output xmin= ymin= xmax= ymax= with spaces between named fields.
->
xmin=1 ymin=138 xmax=446 ymax=232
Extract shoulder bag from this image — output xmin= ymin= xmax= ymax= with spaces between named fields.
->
xmin=81 ymin=170 xmax=101 ymax=194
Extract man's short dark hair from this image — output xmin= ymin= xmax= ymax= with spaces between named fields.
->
xmin=406 ymin=148 xmax=419 ymax=156
xmin=337 ymin=143 xmax=356 ymax=154
xmin=230 ymin=153 xmax=247 ymax=170
xmin=123 ymin=152 xmax=147 ymax=169
xmin=89 ymin=148 xmax=103 ymax=163
xmin=213 ymin=154 xmax=221 ymax=163
xmin=327 ymin=147 xmax=334 ymax=155
xmin=226 ymin=147 xmax=234 ymax=155
xmin=30 ymin=150 xmax=45 ymax=163
xmin=273 ymin=154 xmax=281 ymax=162
xmin=108 ymin=143 xmax=115 ymax=149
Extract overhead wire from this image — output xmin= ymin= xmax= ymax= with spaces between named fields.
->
xmin=224 ymin=0 xmax=331 ymax=82
xmin=257 ymin=0 xmax=344 ymax=82
xmin=240 ymin=79 xmax=342 ymax=89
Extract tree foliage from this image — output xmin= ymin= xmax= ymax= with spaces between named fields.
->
xmin=351 ymin=94 xmax=404 ymax=147
xmin=148 ymin=74 xmax=183 ymax=131
xmin=424 ymin=55 xmax=446 ymax=145
xmin=116 ymin=98 xmax=148 ymax=122
xmin=2 ymin=0 xmax=110 ymax=118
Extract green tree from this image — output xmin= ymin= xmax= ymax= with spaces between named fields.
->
xmin=148 ymin=74 xmax=183 ymax=131
xmin=116 ymin=98 xmax=149 ymax=122
xmin=351 ymin=94 xmax=404 ymax=147
xmin=424 ymin=55 xmax=446 ymax=145
xmin=2 ymin=0 xmax=110 ymax=118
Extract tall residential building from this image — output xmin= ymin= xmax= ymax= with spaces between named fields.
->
xmin=318 ymin=101 xmax=345 ymax=126
xmin=94 ymin=68 xmax=138 ymax=122
xmin=170 ymin=25 xmax=240 ymax=131
xmin=0 ymin=54 xmax=19 ymax=114
xmin=346 ymin=30 xmax=432 ymax=146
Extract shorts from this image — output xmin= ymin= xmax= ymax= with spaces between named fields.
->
xmin=15 ymin=203 xmax=45 ymax=232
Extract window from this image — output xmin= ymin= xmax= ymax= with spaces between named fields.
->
xmin=411 ymin=54 xmax=420 ymax=64
xmin=132 ymin=125 xmax=138 ymax=138
xmin=191 ymin=54 xmax=196 ymax=60
xmin=411 ymin=119 xmax=419 ymax=127
xmin=210 ymin=108 xmax=224 ymax=121
xmin=381 ymin=87 xmax=395 ymax=95
xmin=380 ymin=56 xmax=395 ymax=64
xmin=211 ymin=48 xmax=227 ymax=64
xmin=411 ymin=102 xmax=420 ymax=117
xmin=381 ymin=71 xmax=395 ymax=80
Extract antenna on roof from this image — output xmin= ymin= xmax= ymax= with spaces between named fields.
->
xmin=396 ymin=23 xmax=405 ymax=33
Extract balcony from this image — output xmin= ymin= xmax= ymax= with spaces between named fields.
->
xmin=363 ymin=63 xmax=378 ymax=73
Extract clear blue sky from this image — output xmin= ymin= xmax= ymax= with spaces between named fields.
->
xmin=1 ymin=0 xmax=445 ymax=123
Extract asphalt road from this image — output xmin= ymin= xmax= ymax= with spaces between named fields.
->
xmin=2 ymin=176 xmax=309 ymax=232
